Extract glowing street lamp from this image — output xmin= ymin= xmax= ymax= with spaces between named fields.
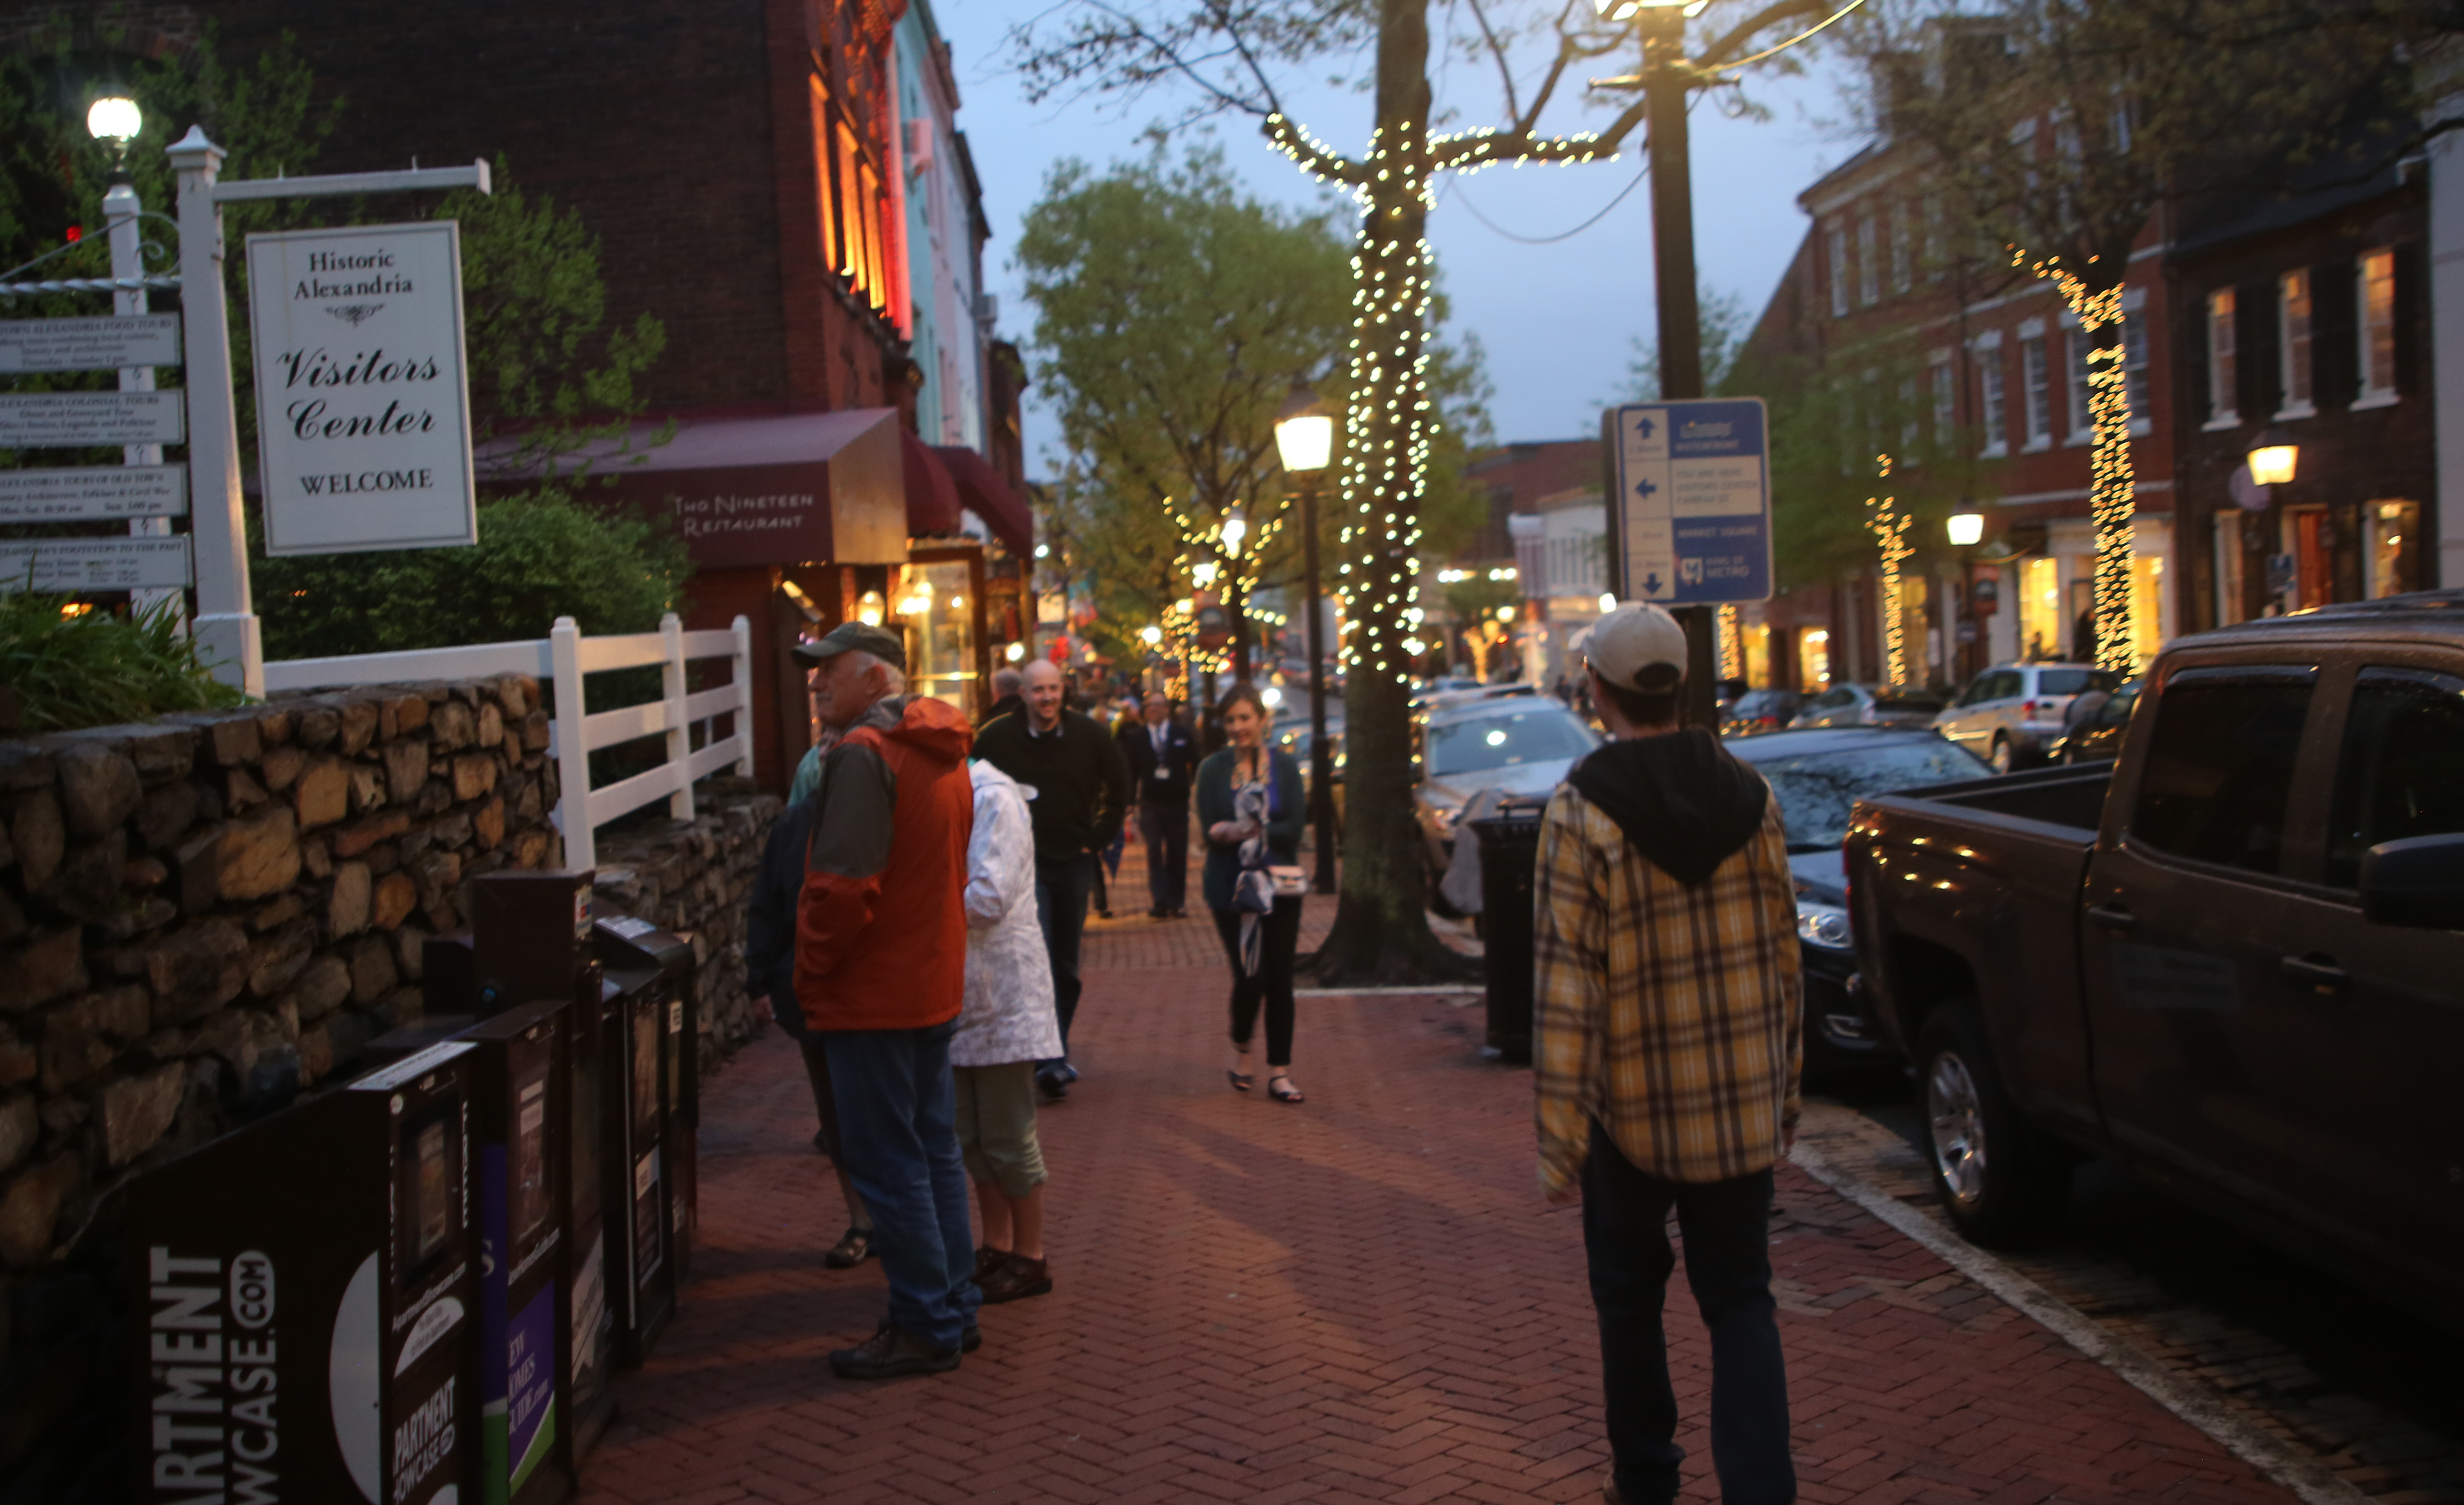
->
xmin=1946 ymin=512 xmax=1986 ymax=548
xmin=1276 ymin=383 xmax=1340 ymax=893
xmin=87 ymin=95 xmax=140 ymax=176
xmin=2247 ymin=429 xmax=2299 ymax=487
xmin=1141 ymin=624 xmax=1163 ymax=646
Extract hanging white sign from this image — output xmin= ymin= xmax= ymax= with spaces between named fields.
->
xmin=245 ymin=221 xmax=477 ymax=556
xmin=0 ymin=313 xmax=182 ymax=374
xmin=0 ymin=463 xmax=188 ymax=521
xmin=0 ymin=389 xmax=184 ymax=447
xmin=0 ymin=537 xmax=193 ymax=592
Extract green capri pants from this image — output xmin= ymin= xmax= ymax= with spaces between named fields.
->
xmin=953 ymin=1061 xmax=1048 ymax=1198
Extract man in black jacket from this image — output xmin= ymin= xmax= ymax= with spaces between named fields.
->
xmin=744 ymin=790 xmax=874 ymax=1268
xmin=975 ymin=659 xmax=1133 ymax=1099
xmin=1118 ymin=692 xmax=1200 ymax=917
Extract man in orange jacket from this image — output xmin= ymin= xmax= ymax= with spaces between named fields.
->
xmin=792 ymin=621 xmax=982 ymax=1377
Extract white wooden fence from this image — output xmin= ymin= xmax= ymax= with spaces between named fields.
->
xmin=263 ymin=612 xmax=754 ymax=870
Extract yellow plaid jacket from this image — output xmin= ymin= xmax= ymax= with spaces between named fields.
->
xmin=1532 ymin=781 xmax=1803 ymax=1195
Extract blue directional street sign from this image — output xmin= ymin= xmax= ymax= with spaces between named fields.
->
xmin=1611 ymin=398 xmax=1773 ymax=606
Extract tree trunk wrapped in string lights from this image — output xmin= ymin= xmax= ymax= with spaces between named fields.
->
xmin=2024 ymin=251 xmax=2135 ymax=675
xmin=1864 ymin=454 xmax=1913 ymax=688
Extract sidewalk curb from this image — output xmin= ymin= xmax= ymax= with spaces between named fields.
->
xmin=1789 ymin=1142 xmax=2368 ymax=1505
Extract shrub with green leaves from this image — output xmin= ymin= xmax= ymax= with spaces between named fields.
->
xmin=0 ymin=591 xmax=245 ymax=732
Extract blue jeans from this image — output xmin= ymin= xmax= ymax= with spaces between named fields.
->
xmin=1582 ymin=1120 xmax=1794 ymax=1505
xmin=822 ymin=1021 xmax=981 ymax=1350
xmin=1033 ymin=854 xmax=1097 ymax=1061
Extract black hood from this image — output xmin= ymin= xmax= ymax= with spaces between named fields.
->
xmin=1567 ymin=729 xmax=1770 ymax=887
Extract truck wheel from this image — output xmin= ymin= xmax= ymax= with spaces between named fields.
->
xmin=1915 ymin=1000 xmax=2069 ymax=1247
xmin=1988 ymin=735 xmax=2015 ymax=774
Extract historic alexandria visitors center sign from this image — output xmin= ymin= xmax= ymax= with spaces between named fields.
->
xmin=246 ymin=221 xmax=477 ymax=555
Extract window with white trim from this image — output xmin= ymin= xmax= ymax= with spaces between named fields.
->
xmin=1856 ymin=217 xmax=1880 ymax=307
xmin=2065 ymin=321 xmax=2092 ymax=443
xmin=1889 ymin=204 xmax=1913 ymax=294
xmin=2205 ymin=288 xmax=2238 ymax=427
xmin=2123 ymin=317 xmax=2151 ymax=434
xmin=1828 ymin=226 xmax=1850 ymax=319
xmin=2021 ymin=336 xmax=2051 ymax=449
xmin=2357 ymin=248 xmax=2397 ymax=405
xmin=2277 ymin=268 xmax=2314 ymax=416
xmin=1930 ymin=355 xmax=1955 ymax=448
xmin=1977 ymin=339 xmax=2007 ymax=457
xmin=1922 ymin=195 xmax=1944 ymax=282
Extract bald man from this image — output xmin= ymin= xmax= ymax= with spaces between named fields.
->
xmin=974 ymin=660 xmax=1133 ymax=1100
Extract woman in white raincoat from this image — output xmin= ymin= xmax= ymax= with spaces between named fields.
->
xmin=953 ymin=756 xmax=1065 ymax=1305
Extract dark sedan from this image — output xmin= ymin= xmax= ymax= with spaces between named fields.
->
xmin=2049 ymin=679 xmax=2140 ymax=763
xmin=1727 ymin=728 xmax=1994 ymax=1076
xmin=1722 ymin=687 xmax=1803 ymax=737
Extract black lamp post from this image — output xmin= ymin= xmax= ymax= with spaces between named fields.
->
xmin=1275 ymin=384 xmax=1339 ymax=895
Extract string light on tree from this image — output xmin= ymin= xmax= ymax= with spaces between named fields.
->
xmin=1864 ymin=453 xmax=1913 ymax=688
xmin=2013 ymin=246 xmax=2136 ymax=675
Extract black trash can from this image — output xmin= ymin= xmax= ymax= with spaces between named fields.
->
xmin=1467 ymin=809 xmax=1546 ymax=1064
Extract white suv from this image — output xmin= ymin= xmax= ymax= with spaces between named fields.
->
xmin=1932 ymin=662 xmax=2119 ymax=772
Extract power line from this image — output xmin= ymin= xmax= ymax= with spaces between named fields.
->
xmin=1441 ymin=150 xmax=1650 ymax=244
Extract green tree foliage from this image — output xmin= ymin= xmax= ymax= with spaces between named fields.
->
xmin=0 ymin=27 xmax=675 ymax=653
xmin=255 ymin=495 xmax=688 ymax=660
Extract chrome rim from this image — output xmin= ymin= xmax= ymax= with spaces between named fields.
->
xmin=1990 ymin=739 xmax=2013 ymax=773
xmin=1927 ymin=1050 xmax=1987 ymax=1209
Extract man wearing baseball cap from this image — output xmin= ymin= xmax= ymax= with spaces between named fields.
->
xmin=1532 ymin=602 xmax=1803 ymax=1505
xmin=789 ymin=621 xmax=985 ymax=1377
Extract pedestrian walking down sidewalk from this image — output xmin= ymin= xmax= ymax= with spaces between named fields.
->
xmin=955 ymin=756 xmax=1063 ymax=1306
xmin=1197 ymin=684 xmax=1308 ymax=1104
xmin=790 ymin=621 xmax=983 ymax=1379
xmin=1536 ymin=604 xmax=1805 ymax=1505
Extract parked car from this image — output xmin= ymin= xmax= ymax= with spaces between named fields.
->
xmin=2049 ymin=679 xmax=2141 ymax=763
xmin=1722 ymin=687 xmax=1804 ymax=737
xmin=1727 ymin=729 xmax=1993 ymax=1074
xmin=1932 ymin=662 xmax=2119 ymax=772
xmin=1789 ymin=683 xmax=1948 ymax=731
xmin=1846 ymin=590 xmax=2464 ymax=1327
xmin=1412 ymin=695 xmax=1601 ymax=908
xmin=1274 ymin=718 xmax=1346 ymax=811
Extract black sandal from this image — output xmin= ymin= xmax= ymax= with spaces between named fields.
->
xmin=1227 ymin=1067 xmax=1253 ymax=1093
xmin=1268 ymin=1075 xmax=1305 ymax=1105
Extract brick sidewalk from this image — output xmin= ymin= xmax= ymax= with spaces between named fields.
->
xmin=573 ymin=932 xmax=2302 ymax=1505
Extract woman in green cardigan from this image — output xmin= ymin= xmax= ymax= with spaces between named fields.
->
xmin=1196 ymin=684 xmax=1308 ymax=1103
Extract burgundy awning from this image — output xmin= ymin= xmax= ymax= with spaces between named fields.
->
xmin=902 ymin=427 xmax=964 ymax=538
xmin=475 ymin=407 xmax=909 ymax=569
xmin=934 ymin=445 xmax=1034 ymax=557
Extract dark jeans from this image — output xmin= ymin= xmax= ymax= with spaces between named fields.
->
xmin=1140 ymin=801 xmax=1190 ymax=911
xmin=1033 ymin=854 xmax=1097 ymax=1062
xmin=1210 ymin=897 xmax=1301 ymax=1067
xmin=1582 ymin=1120 xmax=1793 ymax=1505
xmin=821 ymin=1021 xmax=981 ymax=1351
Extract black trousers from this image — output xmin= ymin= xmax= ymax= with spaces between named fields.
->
xmin=1140 ymin=801 xmax=1190 ymax=911
xmin=1581 ymin=1120 xmax=1794 ymax=1505
xmin=1210 ymin=897 xmax=1301 ymax=1067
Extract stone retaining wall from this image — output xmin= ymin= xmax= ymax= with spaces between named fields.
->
xmin=0 ymin=677 xmax=779 ymax=1505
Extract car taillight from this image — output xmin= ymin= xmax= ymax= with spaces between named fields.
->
xmin=2022 ymin=699 xmax=2038 ymax=720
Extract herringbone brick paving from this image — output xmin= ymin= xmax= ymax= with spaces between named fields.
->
xmin=576 ymin=905 xmax=2302 ymax=1504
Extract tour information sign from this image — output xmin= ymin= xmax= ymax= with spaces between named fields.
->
xmin=246 ymin=221 xmax=477 ymax=556
xmin=0 ymin=390 xmax=184 ymax=447
xmin=0 ymin=313 xmax=181 ymax=374
xmin=0 ymin=537 xmax=191 ymax=592
xmin=1611 ymin=398 xmax=1773 ymax=606
xmin=0 ymin=463 xmax=188 ymax=522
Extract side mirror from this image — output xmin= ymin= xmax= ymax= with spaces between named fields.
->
xmin=2359 ymin=832 xmax=2464 ymax=929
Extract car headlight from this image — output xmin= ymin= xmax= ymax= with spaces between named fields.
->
xmin=1796 ymin=900 xmax=1853 ymax=950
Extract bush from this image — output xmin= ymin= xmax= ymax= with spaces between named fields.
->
xmin=255 ymin=492 xmax=691 ymax=660
xmin=0 ymin=593 xmax=245 ymax=732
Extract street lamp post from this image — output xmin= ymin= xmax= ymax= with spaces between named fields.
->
xmin=1222 ymin=502 xmax=1250 ymax=681
xmin=1275 ymin=384 xmax=1339 ymax=895
xmin=1947 ymin=506 xmax=1985 ymax=683
xmin=86 ymin=97 xmax=180 ymax=623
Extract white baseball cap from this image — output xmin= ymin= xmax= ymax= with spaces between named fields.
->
xmin=1584 ymin=603 xmax=1688 ymax=689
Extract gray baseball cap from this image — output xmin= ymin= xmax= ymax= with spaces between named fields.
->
xmin=792 ymin=620 xmax=906 ymax=672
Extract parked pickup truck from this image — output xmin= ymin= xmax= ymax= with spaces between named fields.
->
xmin=1844 ymin=591 xmax=2464 ymax=1327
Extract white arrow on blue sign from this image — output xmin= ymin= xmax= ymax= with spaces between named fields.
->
xmin=1611 ymin=397 xmax=1774 ymax=606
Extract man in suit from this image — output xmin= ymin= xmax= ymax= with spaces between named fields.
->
xmin=1119 ymin=692 xmax=1200 ymax=918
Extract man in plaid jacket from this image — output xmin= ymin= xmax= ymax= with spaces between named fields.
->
xmin=1534 ymin=603 xmax=1804 ymax=1505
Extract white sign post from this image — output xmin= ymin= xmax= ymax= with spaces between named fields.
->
xmin=246 ymin=222 xmax=477 ymax=557
xmin=167 ymin=127 xmax=489 ymax=696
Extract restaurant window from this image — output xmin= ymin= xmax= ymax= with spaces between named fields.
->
xmin=2357 ymin=249 xmax=2398 ymax=406
xmin=2018 ymin=555 xmax=2060 ymax=661
xmin=2205 ymin=289 xmax=2238 ymax=427
xmin=2367 ymin=499 xmax=2421 ymax=599
xmin=2277 ymin=268 xmax=2314 ymax=416
xmin=896 ymin=554 xmax=983 ymax=721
